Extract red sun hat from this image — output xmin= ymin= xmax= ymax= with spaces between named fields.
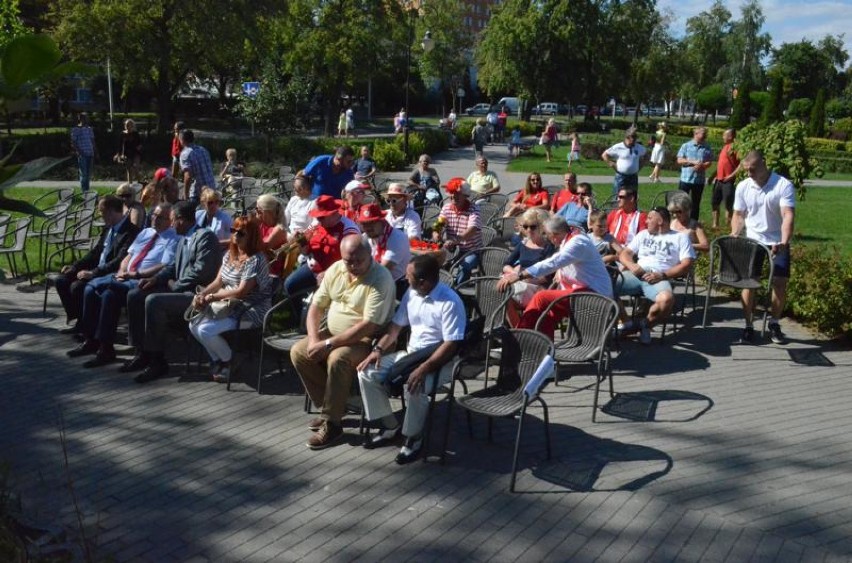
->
xmin=309 ymin=195 xmax=343 ymax=218
xmin=153 ymin=167 xmax=170 ymax=182
xmin=444 ymin=177 xmax=471 ymax=196
xmin=355 ymin=203 xmax=387 ymax=223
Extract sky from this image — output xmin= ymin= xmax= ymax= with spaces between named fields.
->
xmin=657 ymin=0 xmax=852 ymax=66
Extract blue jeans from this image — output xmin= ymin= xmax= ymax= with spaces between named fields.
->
xmin=78 ymin=155 xmax=93 ymax=192
xmin=455 ymin=252 xmax=480 ymax=286
xmin=612 ymin=172 xmax=638 ymax=197
xmin=79 ymin=275 xmax=139 ymax=346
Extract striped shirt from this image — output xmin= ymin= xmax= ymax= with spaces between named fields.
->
xmin=70 ymin=126 xmax=95 ymax=156
xmin=439 ymin=201 xmax=482 ymax=251
xmin=219 ymin=253 xmax=272 ymax=327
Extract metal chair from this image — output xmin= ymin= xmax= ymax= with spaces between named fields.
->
xmin=534 ymin=292 xmax=619 ymax=422
xmin=480 ymin=225 xmax=497 ymax=247
xmin=650 ymin=190 xmax=684 ymax=209
xmin=442 ymin=329 xmax=555 ymax=492
xmin=702 ymin=235 xmax=774 ymax=338
xmin=0 ymin=217 xmax=33 ymax=283
xmin=438 ymin=269 xmax=454 ymax=288
xmin=476 ymin=201 xmax=502 ymax=226
xmin=452 ymin=276 xmax=512 ymax=386
xmin=450 ymin=246 xmax=510 ymax=280
xmin=417 ymin=204 xmax=441 ymax=233
xmin=256 ymin=288 xmax=313 ymax=394
xmin=491 ymin=216 xmax=520 ymax=247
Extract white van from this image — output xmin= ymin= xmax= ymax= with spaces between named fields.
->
xmin=497 ymin=97 xmax=521 ymax=115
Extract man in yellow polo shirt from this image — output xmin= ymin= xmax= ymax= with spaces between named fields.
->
xmin=291 ymin=236 xmax=395 ymax=450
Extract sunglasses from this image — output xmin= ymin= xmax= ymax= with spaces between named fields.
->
xmin=576 ymin=192 xmax=588 ymax=196
xmin=617 ymin=195 xmax=630 ymax=200
xmin=230 ymin=228 xmax=246 ymax=237
xmin=205 ymin=200 xmax=220 ymax=206
xmin=387 ymin=197 xmax=404 ymax=203
xmin=522 ymin=224 xmax=538 ymax=230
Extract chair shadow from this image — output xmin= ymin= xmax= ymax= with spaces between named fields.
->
xmin=612 ymin=343 xmax=711 ymax=377
xmin=598 ymin=390 xmax=714 ymax=423
xmin=531 ymin=425 xmax=673 ymax=493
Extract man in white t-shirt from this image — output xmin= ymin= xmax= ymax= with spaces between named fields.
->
xmin=358 ymin=202 xmax=412 ymax=299
xmin=731 ymin=150 xmax=796 ymax=344
xmin=618 ymin=207 xmax=695 ymax=344
xmin=602 ymin=128 xmax=647 ymax=196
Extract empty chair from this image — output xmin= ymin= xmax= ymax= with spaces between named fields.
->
xmin=442 ymin=329 xmax=554 ymax=492
xmin=0 ymin=217 xmax=33 ymax=283
xmin=702 ymin=235 xmax=774 ymax=337
xmin=534 ymin=292 xmax=619 ymax=421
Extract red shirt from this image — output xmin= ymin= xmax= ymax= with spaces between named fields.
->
xmin=261 ymin=223 xmax=284 ymax=277
xmin=171 ymin=137 xmax=182 ymax=158
xmin=514 ymin=188 xmax=549 ymax=209
xmin=308 ymin=218 xmax=360 ymax=273
xmin=551 ymin=189 xmax=580 ymax=213
xmin=716 ymin=142 xmax=740 ymax=181
xmin=340 ymin=202 xmax=361 ymax=222
xmin=607 ymin=209 xmax=647 ymax=245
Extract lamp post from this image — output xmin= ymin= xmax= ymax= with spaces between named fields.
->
xmin=402 ymin=2 xmax=434 ymax=161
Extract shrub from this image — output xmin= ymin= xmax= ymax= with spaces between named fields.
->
xmin=826 ymin=97 xmax=852 ymax=120
xmin=372 ymin=140 xmax=407 ymax=171
xmin=454 ymin=121 xmax=474 ymax=146
xmin=786 ymin=244 xmax=852 ymax=338
xmin=830 ymin=117 xmax=852 ymax=139
xmin=805 ymin=137 xmax=847 ymax=152
xmin=786 ymin=98 xmax=813 ymax=121
xmin=808 ymin=89 xmax=827 ymax=138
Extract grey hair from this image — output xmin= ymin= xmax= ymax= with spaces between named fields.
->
xmin=544 ymin=215 xmax=570 ymax=234
xmin=667 ymin=191 xmax=692 ymax=213
xmin=256 ymin=194 xmax=286 ymax=227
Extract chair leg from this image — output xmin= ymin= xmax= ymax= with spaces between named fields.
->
xmin=510 ymin=403 xmax=529 ymax=493
xmin=487 ymin=417 xmax=493 ymax=443
xmin=43 ymin=282 xmax=50 ymax=314
xmin=441 ymin=396 xmax=454 ymax=465
xmin=702 ymin=282 xmax=713 ymax=328
xmin=540 ymin=399 xmax=551 ymax=460
xmin=256 ymin=342 xmax=266 ymax=394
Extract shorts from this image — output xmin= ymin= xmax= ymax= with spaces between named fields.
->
xmin=567 ymin=150 xmax=580 ymax=162
xmin=711 ymin=180 xmax=735 ymax=212
xmin=751 ymin=244 xmax=791 ymax=279
xmin=617 ymin=270 xmax=673 ymax=301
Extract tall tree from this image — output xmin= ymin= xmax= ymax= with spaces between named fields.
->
xmin=416 ymin=0 xmax=473 ymax=116
xmin=683 ymin=1 xmax=733 ymax=91
xmin=730 ymin=79 xmax=752 ymax=129
xmin=769 ymin=37 xmax=848 ymax=100
xmin=809 ymin=89 xmax=826 ymax=137
xmin=719 ymin=0 xmax=771 ymax=91
xmin=760 ymin=75 xmax=783 ymax=125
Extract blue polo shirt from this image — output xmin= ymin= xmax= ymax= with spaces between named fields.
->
xmin=677 ymin=141 xmax=713 ymax=184
xmin=304 ymin=155 xmax=354 ymax=198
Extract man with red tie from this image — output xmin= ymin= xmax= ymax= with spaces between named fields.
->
xmin=68 ymin=203 xmax=180 ymax=367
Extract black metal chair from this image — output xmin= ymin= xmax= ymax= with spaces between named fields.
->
xmin=534 ymin=292 xmax=619 ymax=422
xmin=449 ymin=246 xmax=511 ymax=280
xmin=702 ymin=235 xmax=774 ymax=338
xmin=650 ymin=189 xmax=684 ymax=209
xmin=256 ymin=288 xmax=313 ymax=394
xmin=442 ymin=329 xmax=555 ymax=492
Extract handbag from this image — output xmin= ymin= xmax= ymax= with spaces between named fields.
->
xmin=184 ymin=286 xmax=247 ymax=322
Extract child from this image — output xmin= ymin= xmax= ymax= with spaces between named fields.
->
xmin=588 ymin=209 xmax=622 ymax=265
xmin=508 ymin=125 xmax=522 ymax=157
xmin=566 ymin=132 xmax=580 ymax=169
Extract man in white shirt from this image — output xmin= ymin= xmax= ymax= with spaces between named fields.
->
xmin=731 ymin=150 xmax=796 ymax=344
xmin=618 ymin=207 xmax=695 ymax=344
xmin=602 ymin=128 xmax=647 ymax=197
xmin=357 ymin=203 xmax=412 ymax=299
xmin=498 ymin=215 xmax=612 ymax=339
xmin=384 ymin=183 xmax=422 ymax=239
xmin=357 ymin=254 xmax=466 ymax=464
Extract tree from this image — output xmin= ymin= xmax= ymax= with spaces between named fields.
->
xmin=50 ymin=0 xmax=282 ymax=132
xmin=683 ymin=1 xmax=732 ymax=91
xmin=0 ymin=0 xmax=29 ymax=50
xmin=769 ymin=37 xmax=849 ymax=100
xmin=826 ymin=97 xmax=852 ymax=119
xmin=786 ymin=98 xmax=813 ymax=120
xmin=695 ymin=84 xmax=727 ymax=124
xmin=809 ymin=89 xmax=826 ymax=137
xmin=760 ymin=75 xmax=783 ymax=126
xmin=730 ymin=80 xmax=752 ymax=128
xmin=416 ymin=0 xmax=473 ymax=116
xmin=719 ymin=0 xmax=771 ymax=91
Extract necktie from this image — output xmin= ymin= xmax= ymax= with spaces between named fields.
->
xmin=129 ymin=233 xmax=159 ymax=273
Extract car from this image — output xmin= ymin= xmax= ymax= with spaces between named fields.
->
xmin=532 ymin=102 xmax=559 ymax=116
xmin=465 ymin=103 xmax=493 ymax=116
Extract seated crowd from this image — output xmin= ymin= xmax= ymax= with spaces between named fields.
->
xmin=54 ymin=142 xmax=713 ymax=461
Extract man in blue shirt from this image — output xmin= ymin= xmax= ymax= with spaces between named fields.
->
xmin=179 ymin=129 xmax=216 ymax=205
xmin=676 ymin=127 xmax=713 ymax=221
xmin=299 ymin=146 xmax=355 ymax=198
xmin=68 ymin=203 xmax=180 ymax=367
xmin=70 ymin=113 xmax=97 ymax=193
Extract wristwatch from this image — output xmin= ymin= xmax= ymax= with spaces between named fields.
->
xmin=325 ymin=339 xmax=334 ymax=351
xmin=373 ymin=344 xmax=384 ymax=354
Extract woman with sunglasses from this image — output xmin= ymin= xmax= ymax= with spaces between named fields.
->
xmin=115 ymin=183 xmax=147 ymax=229
xmin=190 ymin=216 xmax=273 ymax=383
xmin=504 ymin=173 xmax=549 ymax=217
xmin=501 ymin=208 xmax=555 ymax=322
xmin=667 ymin=191 xmax=709 ymax=253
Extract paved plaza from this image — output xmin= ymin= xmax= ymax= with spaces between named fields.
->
xmin=1 ymin=256 xmax=851 ymax=562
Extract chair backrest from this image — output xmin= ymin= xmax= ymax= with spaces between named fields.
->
xmin=510 ymin=329 xmax=555 ymax=394
xmin=480 ymin=225 xmax=497 ymax=247
xmin=438 ymin=269 xmax=454 ymax=288
xmin=418 ymin=204 xmax=441 ymax=231
xmin=478 ymin=193 xmax=508 ymax=212
xmin=7 ymin=217 xmax=32 ymax=251
xmin=454 ymin=276 xmax=512 ymax=335
xmin=536 ymin=291 xmax=619 ymax=353
xmin=712 ymin=235 xmax=773 ymax=286
xmin=492 ymin=216 xmax=519 ymax=240
xmin=477 ymin=201 xmax=502 ymax=225
xmin=599 ymin=194 xmax=618 ymax=213
xmin=478 ymin=246 xmax=511 ymax=277
xmin=650 ymin=190 xmax=684 ymax=209
xmin=544 ymin=184 xmax=562 ymax=197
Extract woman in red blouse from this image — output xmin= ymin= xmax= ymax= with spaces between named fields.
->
xmin=504 ymin=173 xmax=549 ymax=217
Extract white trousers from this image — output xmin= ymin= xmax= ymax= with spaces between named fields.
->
xmin=358 ymin=349 xmax=454 ymax=438
xmin=189 ymin=316 xmax=238 ymax=362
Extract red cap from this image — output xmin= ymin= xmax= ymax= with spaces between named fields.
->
xmin=355 ymin=203 xmax=387 ymax=223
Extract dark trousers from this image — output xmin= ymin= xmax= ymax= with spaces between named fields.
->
xmin=143 ymin=292 xmax=194 ymax=353
xmin=55 ymin=272 xmax=88 ymax=323
xmin=126 ymin=283 xmax=170 ymax=348
xmin=679 ymin=181 xmax=704 ymax=221
xmin=79 ymin=275 xmax=138 ymax=346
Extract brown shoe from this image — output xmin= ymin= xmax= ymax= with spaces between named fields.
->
xmin=308 ymin=418 xmax=324 ymax=431
xmin=306 ymin=421 xmax=344 ymax=450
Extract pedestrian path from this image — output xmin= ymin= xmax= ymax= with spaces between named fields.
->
xmin=1 ymin=270 xmax=851 ymax=561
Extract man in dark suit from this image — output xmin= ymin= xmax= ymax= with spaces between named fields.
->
xmin=127 ymin=201 xmax=223 ymax=383
xmin=56 ymin=195 xmax=140 ymax=334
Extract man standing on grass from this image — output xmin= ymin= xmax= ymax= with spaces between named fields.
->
xmin=70 ymin=113 xmax=97 ymax=193
xmin=731 ymin=150 xmax=795 ymax=345
xmin=179 ymin=129 xmax=216 ymax=206
xmin=677 ymin=126 xmax=713 ymax=221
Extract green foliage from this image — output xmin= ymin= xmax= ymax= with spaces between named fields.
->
xmin=455 ymin=121 xmax=474 ymax=146
xmin=0 ymin=143 xmax=67 ymax=215
xmin=768 ymin=37 xmax=848 ymax=101
xmin=736 ymin=120 xmax=821 ymax=199
xmin=826 ymin=97 xmax=852 ymax=119
xmin=372 ymin=141 xmax=407 ymax=171
xmin=786 ymin=98 xmax=813 ymax=120
xmin=397 ymin=128 xmax=450 ymax=161
xmin=809 ymin=89 xmax=827 ymax=138
xmin=760 ymin=75 xmax=784 ymax=126
xmin=750 ymin=91 xmax=769 ymax=118
xmin=786 ymin=244 xmax=852 ymax=338
xmin=730 ymin=81 xmax=752 ymax=128
xmin=830 ymin=117 xmax=852 ymax=139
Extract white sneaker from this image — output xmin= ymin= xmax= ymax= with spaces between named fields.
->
xmin=619 ymin=320 xmax=636 ymax=333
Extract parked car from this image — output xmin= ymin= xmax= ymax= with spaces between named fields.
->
xmin=465 ymin=103 xmax=493 ymax=116
xmin=532 ymin=102 xmax=559 ymax=116
xmin=497 ymin=97 xmax=521 ymax=114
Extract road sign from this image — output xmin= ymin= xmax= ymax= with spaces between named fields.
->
xmin=242 ymin=82 xmax=260 ymax=98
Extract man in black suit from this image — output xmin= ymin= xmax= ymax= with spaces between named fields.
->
xmin=126 ymin=201 xmax=223 ymax=383
xmin=56 ymin=195 xmax=140 ymax=334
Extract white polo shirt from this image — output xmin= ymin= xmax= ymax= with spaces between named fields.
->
xmin=605 ymin=142 xmax=646 ymax=175
xmin=387 ymin=207 xmax=422 ymax=239
xmin=394 ymin=282 xmax=466 ymax=352
xmin=733 ymin=172 xmax=796 ymax=245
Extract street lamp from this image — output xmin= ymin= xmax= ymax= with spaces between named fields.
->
xmin=402 ymin=2 xmax=434 ymax=161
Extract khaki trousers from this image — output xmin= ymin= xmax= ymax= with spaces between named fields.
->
xmin=290 ymin=336 xmax=371 ymax=424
